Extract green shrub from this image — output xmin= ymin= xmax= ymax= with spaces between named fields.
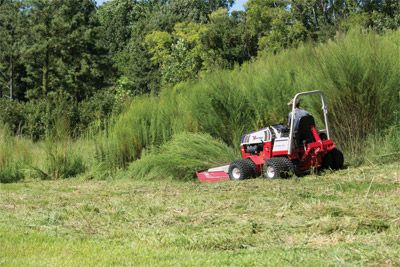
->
xmin=0 ymin=98 xmax=25 ymax=135
xmin=23 ymin=91 xmax=80 ymax=140
xmin=32 ymin=117 xmax=86 ymax=180
xmin=128 ymin=132 xmax=238 ymax=180
xmin=23 ymin=99 xmax=48 ymax=141
xmin=95 ymin=92 xmax=185 ymax=169
xmin=46 ymin=150 xmax=86 ymax=179
xmin=0 ymin=163 xmax=24 ymax=184
xmin=78 ymin=89 xmax=118 ymax=135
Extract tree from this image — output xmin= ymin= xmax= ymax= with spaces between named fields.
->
xmin=257 ymin=8 xmax=307 ymax=54
xmin=146 ymin=0 xmax=235 ymax=32
xmin=98 ymin=0 xmax=237 ymax=94
xmin=0 ymin=0 xmax=27 ymax=99
xmin=161 ymin=39 xmax=200 ymax=84
xmin=201 ymin=8 xmax=257 ymax=69
xmin=97 ymin=0 xmax=150 ymax=54
xmin=114 ymin=40 xmax=160 ymax=95
xmin=144 ymin=24 xmax=206 ymax=85
xmin=22 ymin=0 xmax=110 ymax=100
xmin=246 ymin=0 xmax=308 ymax=54
xmin=144 ymin=31 xmax=173 ymax=65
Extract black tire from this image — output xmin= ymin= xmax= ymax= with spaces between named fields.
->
xmin=330 ymin=148 xmax=344 ymax=170
xmin=322 ymin=148 xmax=344 ymax=170
xmin=228 ymin=159 xmax=254 ymax=181
xmin=322 ymin=152 xmax=333 ymax=169
xmin=263 ymin=157 xmax=294 ymax=179
xmin=245 ymin=158 xmax=260 ymax=177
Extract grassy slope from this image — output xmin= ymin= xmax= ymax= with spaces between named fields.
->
xmin=1 ymin=163 xmax=399 ymax=266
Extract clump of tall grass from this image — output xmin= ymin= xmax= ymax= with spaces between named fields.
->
xmin=32 ymin=118 xmax=86 ymax=180
xmin=99 ymin=29 xmax=400 ymax=171
xmin=0 ymin=126 xmax=33 ymax=183
xmin=300 ymin=29 xmax=400 ymax=157
xmin=38 ymin=144 xmax=86 ymax=180
xmin=362 ymin=125 xmax=400 ymax=164
xmin=128 ymin=132 xmax=238 ymax=180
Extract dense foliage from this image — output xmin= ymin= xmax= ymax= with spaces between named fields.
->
xmin=1 ymin=0 xmax=399 ymax=140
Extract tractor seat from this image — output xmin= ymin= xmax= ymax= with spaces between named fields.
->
xmin=296 ymin=115 xmax=316 ymax=146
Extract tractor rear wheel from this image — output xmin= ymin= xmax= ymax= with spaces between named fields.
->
xmin=322 ymin=148 xmax=344 ymax=170
xmin=263 ymin=157 xmax=294 ymax=179
xmin=330 ymin=148 xmax=344 ymax=170
xmin=228 ymin=159 xmax=254 ymax=180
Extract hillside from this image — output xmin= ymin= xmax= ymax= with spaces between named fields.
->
xmin=1 ymin=163 xmax=399 ymax=266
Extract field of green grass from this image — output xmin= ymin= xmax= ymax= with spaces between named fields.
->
xmin=1 ymin=163 xmax=399 ymax=266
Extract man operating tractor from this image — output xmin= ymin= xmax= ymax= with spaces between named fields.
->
xmin=287 ymin=98 xmax=310 ymax=131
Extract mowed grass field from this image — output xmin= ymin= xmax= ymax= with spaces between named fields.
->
xmin=1 ymin=163 xmax=399 ymax=266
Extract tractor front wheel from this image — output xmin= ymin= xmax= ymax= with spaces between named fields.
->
xmin=263 ymin=158 xmax=294 ymax=179
xmin=228 ymin=159 xmax=254 ymax=181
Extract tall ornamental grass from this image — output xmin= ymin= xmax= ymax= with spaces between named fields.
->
xmin=99 ymin=29 xmax=399 ymax=170
xmin=33 ymin=119 xmax=86 ymax=180
xmin=0 ymin=126 xmax=33 ymax=183
xmin=300 ymin=30 xmax=400 ymax=157
xmin=363 ymin=125 xmax=400 ymax=164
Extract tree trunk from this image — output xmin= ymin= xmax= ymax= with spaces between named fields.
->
xmin=9 ymin=56 xmax=13 ymax=99
xmin=42 ymin=47 xmax=49 ymax=96
xmin=0 ymin=69 xmax=7 ymax=97
xmin=312 ymin=7 xmax=319 ymax=30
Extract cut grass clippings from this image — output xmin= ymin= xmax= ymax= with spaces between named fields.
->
xmin=0 ymin=162 xmax=399 ymax=266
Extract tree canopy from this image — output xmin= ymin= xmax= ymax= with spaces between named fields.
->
xmin=0 ymin=0 xmax=398 ymax=139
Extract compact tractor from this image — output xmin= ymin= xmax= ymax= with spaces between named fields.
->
xmin=197 ymin=90 xmax=344 ymax=182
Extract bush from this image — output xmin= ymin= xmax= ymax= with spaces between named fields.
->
xmin=46 ymin=150 xmax=86 ymax=179
xmin=32 ymin=117 xmax=86 ymax=180
xmin=77 ymin=89 xmax=118 ymax=135
xmin=0 ymin=98 xmax=25 ymax=135
xmin=23 ymin=99 xmax=49 ymax=141
xmin=23 ymin=91 xmax=80 ymax=140
xmin=128 ymin=132 xmax=238 ymax=180
xmin=0 ymin=163 xmax=24 ymax=184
